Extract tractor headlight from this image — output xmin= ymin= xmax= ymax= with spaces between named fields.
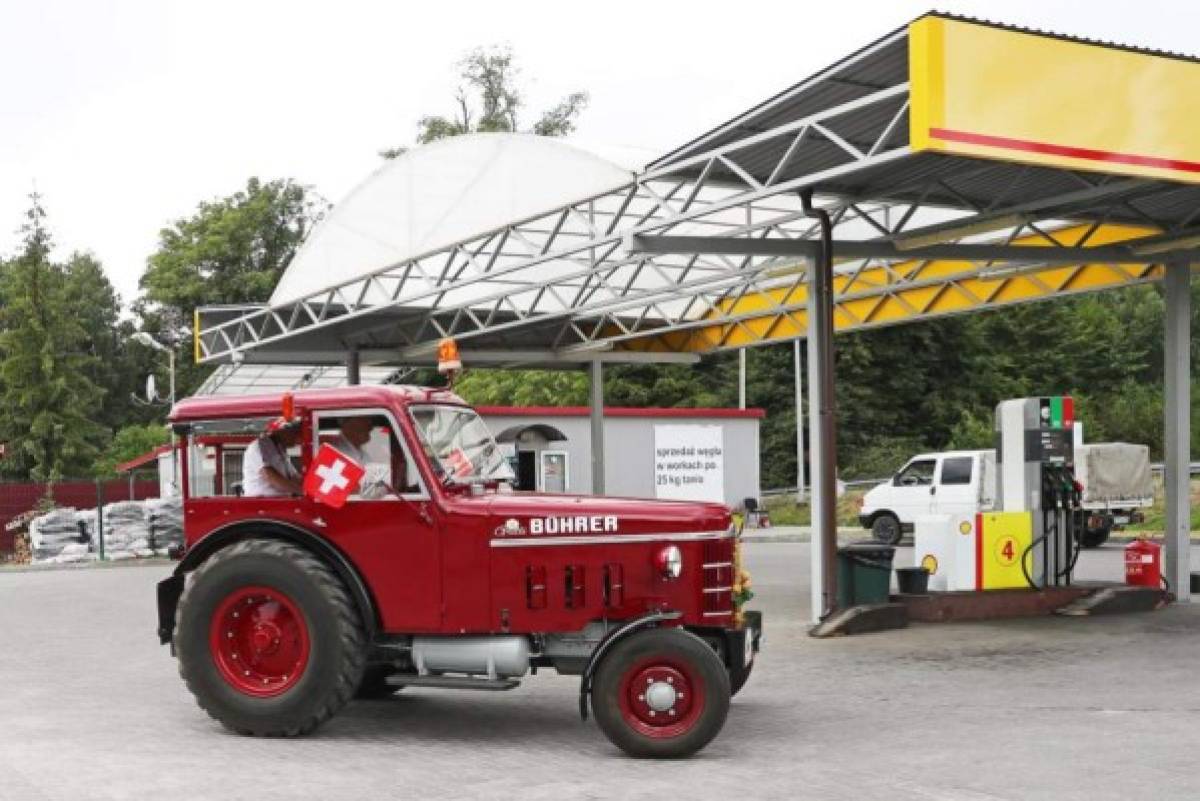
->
xmin=654 ymin=545 xmax=683 ymax=580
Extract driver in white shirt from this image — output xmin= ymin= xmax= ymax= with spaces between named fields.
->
xmin=241 ymin=418 xmax=303 ymax=497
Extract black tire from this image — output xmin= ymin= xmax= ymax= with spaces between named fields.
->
xmin=592 ymin=628 xmax=731 ymax=758
xmin=355 ymin=666 xmax=405 ymax=699
xmin=871 ymin=514 xmax=903 ymax=545
xmin=175 ymin=538 xmax=367 ymax=736
xmin=1080 ymin=524 xmax=1112 ymax=549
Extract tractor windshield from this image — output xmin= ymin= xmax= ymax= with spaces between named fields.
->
xmin=409 ymin=405 xmax=514 ymax=484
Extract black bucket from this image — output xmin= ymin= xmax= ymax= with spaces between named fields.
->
xmin=895 ymin=566 xmax=930 ymax=595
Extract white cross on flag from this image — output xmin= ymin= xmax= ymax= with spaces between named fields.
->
xmin=303 ymin=444 xmax=366 ymax=508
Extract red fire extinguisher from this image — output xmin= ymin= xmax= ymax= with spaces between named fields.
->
xmin=1125 ymin=538 xmax=1162 ymax=588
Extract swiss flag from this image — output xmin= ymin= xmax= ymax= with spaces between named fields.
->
xmin=303 ymin=444 xmax=366 ymax=508
xmin=446 ymin=447 xmax=474 ymax=478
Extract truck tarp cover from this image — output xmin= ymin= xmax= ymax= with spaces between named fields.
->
xmin=1077 ymin=443 xmax=1154 ymax=504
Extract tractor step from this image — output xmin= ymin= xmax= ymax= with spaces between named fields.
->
xmin=386 ymin=674 xmax=520 ymax=691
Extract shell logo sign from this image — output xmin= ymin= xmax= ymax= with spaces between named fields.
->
xmin=909 ymin=15 xmax=1200 ymax=185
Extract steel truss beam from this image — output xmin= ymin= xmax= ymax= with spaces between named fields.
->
xmin=195 ymin=82 xmax=914 ymax=363
xmin=627 ymin=234 xmax=1200 ymax=264
xmin=583 ymin=222 xmax=1171 ymax=354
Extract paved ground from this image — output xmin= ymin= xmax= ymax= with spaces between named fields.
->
xmin=2 ymin=543 xmax=1199 ymax=801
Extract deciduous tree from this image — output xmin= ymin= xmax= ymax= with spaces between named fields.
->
xmin=381 ymin=45 xmax=589 ymax=157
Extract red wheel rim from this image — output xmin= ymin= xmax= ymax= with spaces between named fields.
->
xmin=208 ymin=585 xmax=310 ymax=697
xmin=617 ymin=655 xmax=706 ymax=739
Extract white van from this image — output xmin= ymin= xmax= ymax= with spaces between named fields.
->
xmin=858 ymin=443 xmax=1152 ymax=546
xmin=857 ymin=450 xmax=995 ymax=544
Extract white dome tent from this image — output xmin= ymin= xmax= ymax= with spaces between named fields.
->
xmin=271 ymin=134 xmax=637 ymax=307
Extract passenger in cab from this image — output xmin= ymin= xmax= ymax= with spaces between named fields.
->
xmin=329 ymin=416 xmax=394 ymax=499
xmin=329 ymin=416 xmax=373 ymax=466
xmin=242 ymin=417 xmax=303 ymax=497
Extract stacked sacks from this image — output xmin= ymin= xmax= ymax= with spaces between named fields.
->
xmin=29 ymin=508 xmax=94 ymax=564
xmin=144 ymin=496 xmax=184 ymax=555
xmin=100 ymin=501 xmax=154 ymax=560
xmin=30 ymin=497 xmax=184 ymax=563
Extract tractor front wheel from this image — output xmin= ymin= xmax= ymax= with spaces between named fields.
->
xmin=591 ymin=628 xmax=730 ymax=758
xmin=174 ymin=539 xmax=367 ymax=736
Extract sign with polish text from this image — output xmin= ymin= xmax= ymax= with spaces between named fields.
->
xmin=653 ymin=424 xmax=724 ymax=503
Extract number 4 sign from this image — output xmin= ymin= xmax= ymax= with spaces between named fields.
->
xmin=303 ymin=444 xmax=366 ymax=508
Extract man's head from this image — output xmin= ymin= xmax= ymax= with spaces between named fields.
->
xmin=266 ymin=417 xmax=303 ymax=448
xmin=339 ymin=416 xmax=374 ymax=448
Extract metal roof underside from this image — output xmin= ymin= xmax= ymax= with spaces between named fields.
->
xmin=195 ymin=12 xmax=1200 ymax=367
xmin=195 ymin=364 xmax=413 ymax=396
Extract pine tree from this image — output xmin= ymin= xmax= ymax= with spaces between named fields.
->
xmin=0 ymin=195 xmax=108 ymax=481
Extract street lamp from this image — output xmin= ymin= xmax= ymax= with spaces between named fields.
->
xmin=131 ymin=332 xmax=175 ymax=407
xmin=131 ymin=332 xmax=178 ymax=495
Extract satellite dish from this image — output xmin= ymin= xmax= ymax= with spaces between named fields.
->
xmin=145 ymin=374 xmax=158 ymax=402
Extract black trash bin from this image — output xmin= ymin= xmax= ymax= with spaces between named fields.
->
xmin=895 ymin=566 xmax=930 ymax=595
xmin=836 ymin=542 xmax=896 ymax=607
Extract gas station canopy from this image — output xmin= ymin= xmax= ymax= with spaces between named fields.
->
xmin=195 ymin=13 xmax=1200 ymax=367
xmin=193 ymin=12 xmax=1198 ymax=609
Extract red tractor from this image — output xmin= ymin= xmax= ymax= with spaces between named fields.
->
xmin=156 ymin=385 xmax=761 ymax=758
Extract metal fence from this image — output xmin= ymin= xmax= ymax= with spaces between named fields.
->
xmin=0 ymin=479 xmax=161 ymax=553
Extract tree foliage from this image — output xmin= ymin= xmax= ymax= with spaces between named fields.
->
xmin=136 ymin=177 xmax=326 ymax=397
xmin=0 ymin=196 xmax=109 ymax=481
xmin=455 ymin=369 xmax=588 ymax=406
xmin=92 ymin=422 xmax=171 ymax=478
xmin=381 ymin=45 xmax=589 ymax=157
xmin=140 ymin=177 xmax=323 ymax=312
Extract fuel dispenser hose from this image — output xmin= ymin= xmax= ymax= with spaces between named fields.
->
xmin=1019 ymin=502 xmax=1084 ymax=590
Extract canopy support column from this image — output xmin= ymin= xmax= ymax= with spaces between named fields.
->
xmin=802 ymin=190 xmax=838 ymax=623
xmin=590 ymin=359 xmax=605 ymax=495
xmin=1164 ymin=261 xmax=1192 ymax=601
xmin=346 ymin=347 xmax=360 ymax=386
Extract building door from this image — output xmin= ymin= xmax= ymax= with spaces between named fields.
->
xmin=540 ymin=450 xmax=569 ymax=492
xmin=516 ymin=450 xmax=537 ymax=491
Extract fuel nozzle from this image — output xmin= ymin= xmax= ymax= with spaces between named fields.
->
xmin=1041 ymin=467 xmax=1057 ymax=508
xmin=1067 ymin=472 xmax=1083 ymax=509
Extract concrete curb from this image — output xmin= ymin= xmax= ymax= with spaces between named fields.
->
xmin=0 ymin=558 xmax=172 ymax=575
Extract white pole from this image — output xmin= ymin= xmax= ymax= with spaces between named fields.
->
xmin=738 ymin=349 xmax=747 ymax=410
xmin=589 ymin=360 xmax=605 ymax=494
xmin=794 ymin=339 xmax=805 ymax=504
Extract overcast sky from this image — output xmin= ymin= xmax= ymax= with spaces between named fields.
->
xmin=1 ymin=0 xmax=1195 ymax=307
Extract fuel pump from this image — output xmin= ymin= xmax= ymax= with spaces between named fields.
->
xmin=995 ymin=397 xmax=1084 ymax=588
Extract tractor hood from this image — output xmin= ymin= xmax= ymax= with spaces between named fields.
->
xmin=478 ymin=492 xmax=731 ymax=537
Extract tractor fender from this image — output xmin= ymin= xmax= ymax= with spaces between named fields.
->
xmin=577 ymin=610 xmax=682 ymax=721
xmin=156 ymin=519 xmax=378 ymax=646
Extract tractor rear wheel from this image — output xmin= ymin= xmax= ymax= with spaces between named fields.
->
xmin=591 ymin=628 xmax=730 ymax=758
xmin=175 ymin=539 xmax=367 ymax=736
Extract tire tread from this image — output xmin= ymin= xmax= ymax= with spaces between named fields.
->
xmin=174 ymin=538 xmax=366 ymax=736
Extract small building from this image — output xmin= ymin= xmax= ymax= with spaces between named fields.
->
xmin=479 ymin=406 xmax=762 ymax=506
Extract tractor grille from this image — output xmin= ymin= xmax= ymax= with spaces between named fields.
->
xmin=701 ymin=538 xmax=734 ymax=620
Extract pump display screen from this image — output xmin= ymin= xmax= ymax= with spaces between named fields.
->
xmin=1035 ymin=396 xmax=1075 ymax=464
